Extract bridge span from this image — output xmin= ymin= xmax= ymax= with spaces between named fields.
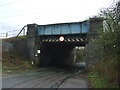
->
xmin=25 ymin=18 xmax=103 ymax=66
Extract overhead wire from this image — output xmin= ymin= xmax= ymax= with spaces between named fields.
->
xmin=0 ymin=0 xmax=42 ymax=19
xmin=0 ymin=0 xmax=29 ymax=7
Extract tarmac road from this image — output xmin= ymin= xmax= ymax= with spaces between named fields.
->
xmin=2 ymin=67 xmax=88 ymax=88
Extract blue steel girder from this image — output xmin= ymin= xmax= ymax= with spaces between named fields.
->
xmin=37 ymin=20 xmax=90 ymax=35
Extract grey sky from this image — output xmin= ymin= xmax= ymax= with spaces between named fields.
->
xmin=0 ymin=0 xmax=114 ymax=34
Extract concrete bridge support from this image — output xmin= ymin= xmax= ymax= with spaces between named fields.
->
xmin=85 ymin=18 xmax=103 ymax=68
xmin=27 ymin=24 xmax=37 ymax=60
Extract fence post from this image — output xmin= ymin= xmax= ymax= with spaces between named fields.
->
xmin=6 ymin=33 xmax=8 ymax=37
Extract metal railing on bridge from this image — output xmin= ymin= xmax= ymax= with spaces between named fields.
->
xmin=0 ymin=26 xmax=27 ymax=39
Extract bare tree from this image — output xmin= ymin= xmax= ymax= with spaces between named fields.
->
xmin=99 ymin=1 xmax=120 ymax=87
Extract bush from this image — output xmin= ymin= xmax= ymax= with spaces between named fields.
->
xmin=89 ymin=72 xmax=117 ymax=88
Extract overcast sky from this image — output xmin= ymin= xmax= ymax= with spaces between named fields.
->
xmin=0 ymin=0 xmax=115 ymax=33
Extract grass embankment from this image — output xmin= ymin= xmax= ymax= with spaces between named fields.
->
xmin=2 ymin=52 xmax=39 ymax=74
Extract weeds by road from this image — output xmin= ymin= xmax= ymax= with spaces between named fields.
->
xmin=2 ymin=52 xmax=39 ymax=74
xmin=88 ymin=72 xmax=118 ymax=88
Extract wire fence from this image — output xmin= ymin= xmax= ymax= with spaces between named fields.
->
xmin=0 ymin=29 xmax=27 ymax=39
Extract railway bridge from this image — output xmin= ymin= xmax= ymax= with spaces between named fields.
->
xmin=26 ymin=18 xmax=103 ymax=66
